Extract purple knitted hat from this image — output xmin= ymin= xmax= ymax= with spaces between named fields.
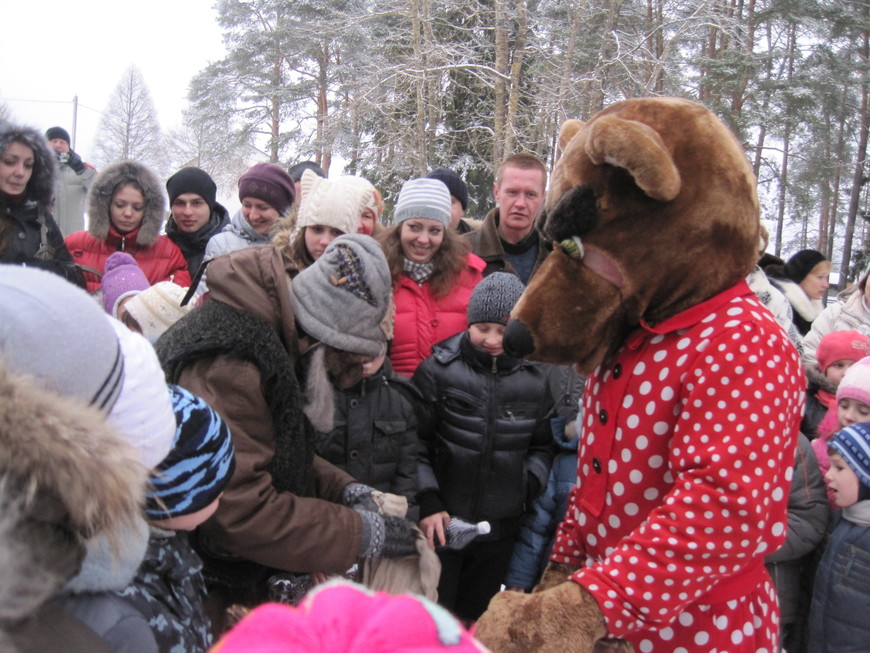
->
xmin=101 ymin=252 xmax=150 ymax=316
xmin=238 ymin=163 xmax=296 ymax=215
xmin=837 ymin=355 xmax=870 ymax=408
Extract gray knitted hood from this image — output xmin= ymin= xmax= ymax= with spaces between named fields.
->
xmin=87 ymin=160 xmax=166 ymax=246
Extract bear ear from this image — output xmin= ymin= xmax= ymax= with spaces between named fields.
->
xmin=585 ymin=115 xmax=681 ymax=202
xmin=558 ymin=119 xmax=585 ymax=152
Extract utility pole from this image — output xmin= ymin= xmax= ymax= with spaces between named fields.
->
xmin=71 ymin=95 xmax=79 ymax=150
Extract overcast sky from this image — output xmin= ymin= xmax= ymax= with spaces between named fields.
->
xmin=0 ymin=0 xmax=227 ymax=160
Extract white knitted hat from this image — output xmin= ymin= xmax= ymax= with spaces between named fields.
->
xmin=295 ymin=169 xmax=376 ymax=235
xmin=125 ymin=282 xmax=194 ymax=343
xmin=106 ymin=318 xmax=176 ymax=469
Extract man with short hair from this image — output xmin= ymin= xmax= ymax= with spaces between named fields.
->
xmin=164 ymin=166 xmax=230 ymax=278
xmin=45 ymin=126 xmax=96 ymax=237
xmin=465 ymin=153 xmax=549 ymax=284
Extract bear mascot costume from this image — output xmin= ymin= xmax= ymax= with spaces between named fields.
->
xmin=474 ymin=97 xmax=805 ymax=652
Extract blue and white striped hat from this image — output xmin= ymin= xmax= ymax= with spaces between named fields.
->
xmin=146 ymin=385 xmax=236 ymax=520
xmin=393 ymin=178 xmax=452 ymax=227
xmin=831 ymin=422 xmax=870 ymax=499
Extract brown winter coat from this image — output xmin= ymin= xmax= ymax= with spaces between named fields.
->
xmin=169 ymin=245 xmax=363 ymax=574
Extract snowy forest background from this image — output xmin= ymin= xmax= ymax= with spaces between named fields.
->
xmin=3 ymin=0 xmax=870 ymax=287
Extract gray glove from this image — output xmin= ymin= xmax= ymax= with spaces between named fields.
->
xmin=341 ymin=482 xmax=380 ymax=512
xmin=357 ymin=511 xmax=418 ymax=559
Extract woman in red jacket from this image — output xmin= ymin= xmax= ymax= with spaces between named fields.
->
xmin=378 ymin=178 xmax=484 ymax=377
xmin=66 ymin=160 xmax=191 ymax=293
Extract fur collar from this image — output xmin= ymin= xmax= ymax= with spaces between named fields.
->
xmin=157 ymin=300 xmax=314 ymax=496
xmin=87 ymin=160 xmax=165 ymax=246
xmin=776 ymin=278 xmax=824 ymax=322
xmin=0 ymin=356 xmax=146 ymax=624
xmin=0 ymin=122 xmax=57 ymax=209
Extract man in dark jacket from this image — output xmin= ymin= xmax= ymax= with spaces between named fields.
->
xmin=164 ymin=167 xmax=230 ymax=279
xmin=464 ymin=153 xmax=550 ymax=284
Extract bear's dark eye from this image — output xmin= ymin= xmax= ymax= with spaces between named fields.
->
xmin=544 ymin=185 xmax=599 ymax=244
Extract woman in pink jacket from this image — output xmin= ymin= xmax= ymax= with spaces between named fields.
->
xmin=378 ymin=178 xmax=484 ymax=377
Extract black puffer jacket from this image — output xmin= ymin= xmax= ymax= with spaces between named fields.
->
xmin=0 ymin=122 xmax=85 ymax=288
xmin=314 ymin=359 xmax=420 ymax=502
xmin=412 ymin=332 xmax=555 ymax=524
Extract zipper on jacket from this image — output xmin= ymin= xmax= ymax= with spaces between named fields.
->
xmin=472 ymin=359 xmax=498 ymax=520
xmin=119 ymin=235 xmax=126 ymax=251
xmin=491 ymin=355 xmax=497 ymax=374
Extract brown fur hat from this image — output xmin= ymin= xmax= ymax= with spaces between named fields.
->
xmin=507 ymin=97 xmax=760 ymax=371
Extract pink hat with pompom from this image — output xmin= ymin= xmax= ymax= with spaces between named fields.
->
xmin=212 ymin=580 xmax=487 ymax=653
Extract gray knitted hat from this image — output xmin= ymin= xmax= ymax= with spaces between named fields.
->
xmin=393 ymin=178 xmax=452 ymax=227
xmin=290 ymin=234 xmax=393 ymax=357
xmin=0 ymin=265 xmax=124 ymax=412
xmin=467 ymin=272 xmax=525 ymax=326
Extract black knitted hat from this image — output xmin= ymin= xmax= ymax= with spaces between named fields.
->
xmin=467 ymin=272 xmax=525 ymax=326
xmin=784 ymin=249 xmax=827 ymax=284
xmin=287 ymin=160 xmax=326 ymax=182
xmin=426 ymin=168 xmax=468 ymax=211
xmin=45 ymin=126 xmax=71 ymax=144
xmin=166 ymin=166 xmax=217 ymax=212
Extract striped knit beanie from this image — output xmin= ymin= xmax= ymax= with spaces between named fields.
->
xmin=0 ymin=265 xmax=124 ymax=413
xmin=830 ymin=422 xmax=870 ymax=500
xmin=393 ymin=178 xmax=452 ymax=227
xmin=146 ymin=385 xmax=235 ymax=520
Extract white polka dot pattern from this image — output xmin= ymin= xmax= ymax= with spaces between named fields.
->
xmin=550 ymin=285 xmax=804 ymax=652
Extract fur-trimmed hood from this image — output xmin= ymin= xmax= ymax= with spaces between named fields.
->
xmin=0 ymin=121 xmax=57 ymax=208
xmin=0 ymin=355 xmax=147 ymax=626
xmin=87 ymin=160 xmax=166 ymax=246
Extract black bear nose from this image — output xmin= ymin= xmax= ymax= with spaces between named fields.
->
xmin=504 ymin=318 xmax=535 ymax=358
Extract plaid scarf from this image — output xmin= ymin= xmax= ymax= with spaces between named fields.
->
xmin=403 ymin=258 xmax=434 ymax=284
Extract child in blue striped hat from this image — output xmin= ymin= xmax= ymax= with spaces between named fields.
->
xmin=117 ymin=385 xmax=236 ymax=652
xmin=808 ymin=421 xmax=870 ymax=652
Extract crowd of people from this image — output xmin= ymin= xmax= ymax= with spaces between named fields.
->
xmin=1 ymin=116 xmax=869 ymax=652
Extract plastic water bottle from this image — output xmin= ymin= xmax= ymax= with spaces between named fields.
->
xmin=440 ymin=516 xmax=491 ymax=550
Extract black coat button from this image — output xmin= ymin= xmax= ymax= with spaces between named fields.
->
xmin=349 ymin=450 xmax=359 ymax=460
xmin=599 ymin=409 xmax=608 ymax=424
xmin=592 ymin=458 xmax=602 ymax=473
xmin=613 ymin=363 xmax=622 ymax=379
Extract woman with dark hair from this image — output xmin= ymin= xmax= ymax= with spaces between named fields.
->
xmin=65 ymin=160 xmax=191 ymax=293
xmin=766 ymin=248 xmax=831 ymax=336
xmin=0 ymin=121 xmax=85 ymax=287
xmin=377 ymin=178 xmax=484 ymax=377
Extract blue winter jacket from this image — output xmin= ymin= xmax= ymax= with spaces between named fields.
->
xmin=503 ymin=418 xmax=579 ymax=591
xmin=808 ymin=505 xmax=870 ymax=652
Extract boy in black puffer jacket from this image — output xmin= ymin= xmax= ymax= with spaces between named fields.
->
xmin=412 ymin=272 xmax=555 ymax=623
xmin=314 ymin=354 xmax=420 ymax=517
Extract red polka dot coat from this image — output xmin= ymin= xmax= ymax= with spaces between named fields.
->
xmin=551 ymin=281 xmax=805 ymax=652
